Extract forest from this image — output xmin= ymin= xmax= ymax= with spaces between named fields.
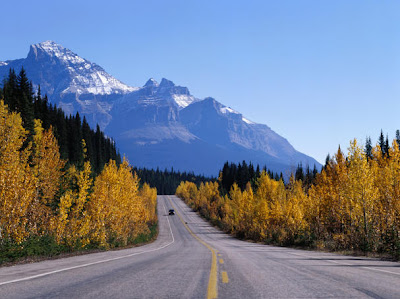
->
xmin=1 ymin=68 xmax=121 ymax=174
xmin=0 ymin=69 xmax=157 ymax=264
xmin=177 ymin=137 xmax=400 ymax=259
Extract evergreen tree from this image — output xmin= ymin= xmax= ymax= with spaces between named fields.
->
xmin=385 ymin=134 xmax=390 ymax=158
xmin=379 ymin=130 xmax=385 ymax=157
xmin=16 ymin=67 xmax=34 ymax=135
xmin=324 ymin=153 xmax=331 ymax=170
xmin=365 ymin=136 xmax=372 ymax=161
xmin=82 ymin=116 xmax=94 ymax=166
xmin=2 ymin=69 xmax=18 ymax=111
xmin=312 ymin=164 xmax=318 ymax=179
xmin=295 ymin=163 xmax=304 ymax=181
xmin=94 ymin=124 xmax=104 ymax=173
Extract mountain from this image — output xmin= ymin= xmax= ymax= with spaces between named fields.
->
xmin=180 ymin=97 xmax=312 ymax=167
xmin=0 ymin=41 xmax=321 ymax=176
xmin=0 ymin=41 xmax=136 ymax=128
xmin=107 ymin=79 xmax=320 ymax=176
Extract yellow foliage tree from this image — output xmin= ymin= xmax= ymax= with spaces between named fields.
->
xmin=56 ymin=160 xmax=92 ymax=247
xmin=89 ymin=158 xmax=153 ymax=248
xmin=176 ymin=138 xmax=399 ymax=257
xmin=28 ymin=119 xmax=65 ymax=236
xmin=346 ymin=139 xmax=377 ymax=249
xmin=0 ymin=101 xmax=36 ymax=243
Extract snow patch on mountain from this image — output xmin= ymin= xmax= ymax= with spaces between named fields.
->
xmin=172 ymin=94 xmax=197 ymax=108
xmin=220 ymin=106 xmax=240 ymax=115
xmin=242 ymin=117 xmax=255 ymax=125
xmin=0 ymin=61 xmax=8 ymax=66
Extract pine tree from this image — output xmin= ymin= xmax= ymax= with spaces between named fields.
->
xmin=295 ymin=162 xmax=304 ymax=182
xmin=2 ymin=69 xmax=18 ymax=111
xmin=16 ymin=67 xmax=34 ymax=135
xmin=365 ymin=136 xmax=372 ymax=161
xmin=385 ymin=134 xmax=390 ymax=158
xmin=82 ymin=117 xmax=94 ymax=166
xmin=379 ymin=130 xmax=385 ymax=157
xmin=324 ymin=153 xmax=331 ymax=170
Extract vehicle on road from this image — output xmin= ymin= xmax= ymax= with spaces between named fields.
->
xmin=169 ymin=209 xmax=175 ymax=215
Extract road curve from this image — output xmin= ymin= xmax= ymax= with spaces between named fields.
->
xmin=0 ymin=195 xmax=399 ymax=298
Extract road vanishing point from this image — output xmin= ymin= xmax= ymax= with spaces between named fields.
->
xmin=0 ymin=195 xmax=399 ymax=298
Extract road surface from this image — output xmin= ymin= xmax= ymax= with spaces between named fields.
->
xmin=0 ymin=195 xmax=399 ymax=298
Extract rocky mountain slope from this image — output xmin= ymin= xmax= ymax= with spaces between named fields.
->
xmin=0 ymin=41 xmax=321 ymax=176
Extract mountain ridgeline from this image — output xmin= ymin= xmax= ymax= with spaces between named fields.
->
xmin=0 ymin=41 xmax=321 ymax=176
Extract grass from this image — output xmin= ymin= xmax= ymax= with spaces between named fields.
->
xmin=0 ymin=222 xmax=159 ymax=267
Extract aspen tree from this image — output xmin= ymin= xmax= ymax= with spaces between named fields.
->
xmin=0 ymin=101 xmax=35 ymax=243
xmin=346 ymin=139 xmax=377 ymax=250
xmin=29 ymin=120 xmax=65 ymax=235
xmin=56 ymin=160 xmax=92 ymax=247
xmin=138 ymin=183 xmax=157 ymax=224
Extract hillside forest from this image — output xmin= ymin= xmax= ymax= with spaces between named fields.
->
xmin=0 ymin=69 xmax=157 ymax=263
xmin=177 ymin=137 xmax=400 ymax=259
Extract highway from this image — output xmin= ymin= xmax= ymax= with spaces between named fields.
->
xmin=0 ymin=195 xmax=399 ymax=298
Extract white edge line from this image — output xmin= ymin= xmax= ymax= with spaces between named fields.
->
xmin=288 ymin=251 xmax=400 ymax=276
xmin=362 ymin=266 xmax=400 ymax=276
xmin=172 ymin=196 xmax=400 ymax=278
xmin=0 ymin=197 xmax=175 ymax=286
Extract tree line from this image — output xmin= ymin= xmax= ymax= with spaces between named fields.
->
xmin=0 ymin=70 xmax=157 ymax=263
xmin=177 ymin=138 xmax=400 ymax=259
xmin=133 ymin=167 xmax=213 ymax=195
xmin=220 ymin=160 xmax=319 ymax=194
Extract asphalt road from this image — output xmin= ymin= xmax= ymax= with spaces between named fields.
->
xmin=0 ymin=195 xmax=399 ymax=298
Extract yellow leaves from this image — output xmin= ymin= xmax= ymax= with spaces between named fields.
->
xmin=0 ymin=101 xmax=35 ymax=243
xmin=87 ymin=158 xmax=157 ymax=248
xmin=30 ymin=119 xmax=65 ymax=236
xmin=139 ymin=183 xmax=157 ymax=224
xmin=177 ymin=171 xmax=310 ymax=243
xmin=0 ymin=101 xmax=157 ymax=248
xmin=176 ymin=137 xmax=400 ymax=255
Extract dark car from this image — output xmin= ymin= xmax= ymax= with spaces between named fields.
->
xmin=169 ymin=209 xmax=175 ymax=215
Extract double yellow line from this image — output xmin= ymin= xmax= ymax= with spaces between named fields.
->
xmin=167 ymin=196 xmax=218 ymax=299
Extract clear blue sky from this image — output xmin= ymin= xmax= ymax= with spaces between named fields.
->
xmin=1 ymin=0 xmax=399 ymax=164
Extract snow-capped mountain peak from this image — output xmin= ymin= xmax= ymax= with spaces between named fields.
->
xmin=30 ymin=40 xmax=85 ymax=64
xmin=27 ymin=41 xmax=137 ymax=96
xmin=144 ymin=78 xmax=159 ymax=87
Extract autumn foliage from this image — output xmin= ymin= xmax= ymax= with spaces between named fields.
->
xmin=177 ymin=139 xmax=400 ymax=258
xmin=0 ymin=100 xmax=157 ymax=255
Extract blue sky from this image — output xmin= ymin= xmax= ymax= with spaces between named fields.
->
xmin=1 ymin=0 xmax=399 ymax=164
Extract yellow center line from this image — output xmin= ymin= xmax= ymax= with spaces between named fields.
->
xmin=221 ymin=271 xmax=229 ymax=283
xmin=167 ymin=196 xmax=218 ymax=299
xmin=219 ymin=259 xmax=224 ymax=264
